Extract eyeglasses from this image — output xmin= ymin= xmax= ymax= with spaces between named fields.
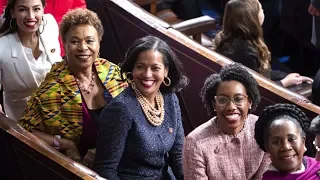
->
xmin=214 ymin=94 xmax=248 ymax=107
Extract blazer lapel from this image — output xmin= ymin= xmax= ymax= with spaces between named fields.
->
xmin=9 ymin=33 xmax=38 ymax=89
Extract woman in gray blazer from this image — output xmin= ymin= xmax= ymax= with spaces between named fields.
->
xmin=0 ymin=0 xmax=61 ymax=121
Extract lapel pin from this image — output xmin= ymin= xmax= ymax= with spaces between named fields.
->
xmin=169 ymin=128 xmax=173 ymax=134
xmin=50 ymin=48 xmax=56 ymax=53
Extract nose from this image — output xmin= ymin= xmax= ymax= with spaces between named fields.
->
xmin=27 ymin=10 xmax=35 ymax=19
xmin=78 ymin=41 xmax=88 ymax=51
xmin=226 ymin=99 xmax=237 ymax=110
xmin=281 ymin=141 xmax=292 ymax=151
xmin=143 ymin=69 xmax=152 ymax=78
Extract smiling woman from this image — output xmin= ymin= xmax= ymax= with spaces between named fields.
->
xmin=18 ymin=9 xmax=127 ymax=169
xmin=183 ymin=63 xmax=270 ymax=180
xmin=254 ymin=103 xmax=320 ymax=180
xmin=0 ymin=0 xmax=61 ymax=121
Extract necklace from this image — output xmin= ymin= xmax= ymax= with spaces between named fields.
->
xmin=75 ymin=71 xmax=96 ymax=94
xmin=131 ymin=83 xmax=165 ymax=126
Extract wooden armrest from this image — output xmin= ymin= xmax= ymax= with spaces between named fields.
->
xmin=288 ymin=83 xmax=312 ymax=98
xmin=171 ymin=15 xmax=216 ymax=36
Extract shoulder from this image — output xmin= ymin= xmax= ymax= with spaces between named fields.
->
xmin=95 ymin=58 xmax=121 ymax=75
xmin=186 ymin=118 xmax=215 ymax=142
xmin=245 ymin=114 xmax=259 ymax=132
xmin=107 ymin=87 xmax=135 ymax=106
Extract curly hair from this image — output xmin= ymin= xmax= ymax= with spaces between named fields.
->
xmin=200 ymin=63 xmax=260 ymax=117
xmin=0 ymin=0 xmax=46 ymax=36
xmin=309 ymin=115 xmax=320 ymax=134
xmin=254 ymin=103 xmax=315 ymax=157
xmin=121 ymin=35 xmax=189 ymax=93
xmin=59 ymin=8 xmax=104 ymax=43
xmin=214 ymin=0 xmax=270 ymax=75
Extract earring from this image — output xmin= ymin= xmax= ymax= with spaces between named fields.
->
xmin=163 ymin=76 xmax=171 ymax=86
xmin=97 ymin=52 xmax=100 ymax=59
xmin=304 ymin=146 xmax=307 ymax=152
xmin=125 ymin=72 xmax=133 ymax=83
xmin=9 ymin=19 xmax=16 ymax=29
xmin=38 ymin=16 xmax=47 ymax=34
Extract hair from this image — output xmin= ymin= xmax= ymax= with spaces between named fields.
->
xmin=120 ymin=36 xmax=189 ymax=93
xmin=309 ymin=115 xmax=320 ymax=134
xmin=200 ymin=63 xmax=260 ymax=117
xmin=59 ymin=8 xmax=104 ymax=44
xmin=214 ymin=0 xmax=270 ymax=74
xmin=0 ymin=0 xmax=46 ymax=36
xmin=254 ymin=103 xmax=315 ymax=157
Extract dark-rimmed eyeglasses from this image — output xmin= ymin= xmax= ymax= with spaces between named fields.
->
xmin=214 ymin=94 xmax=248 ymax=107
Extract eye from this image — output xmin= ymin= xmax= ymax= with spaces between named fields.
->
xmin=217 ymin=97 xmax=228 ymax=104
xmin=233 ymin=96 xmax=244 ymax=103
xmin=18 ymin=8 xmax=26 ymax=12
xmin=151 ymin=66 xmax=161 ymax=71
xmin=288 ymin=136 xmax=297 ymax=142
xmin=34 ymin=7 xmax=41 ymax=11
xmin=86 ymin=39 xmax=95 ymax=44
xmin=70 ymin=40 xmax=78 ymax=44
xmin=271 ymin=140 xmax=281 ymax=145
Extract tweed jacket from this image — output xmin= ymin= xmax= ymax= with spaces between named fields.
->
xmin=183 ymin=114 xmax=270 ymax=180
xmin=94 ymin=87 xmax=184 ymax=180
xmin=18 ymin=58 xmax=127 ymax=144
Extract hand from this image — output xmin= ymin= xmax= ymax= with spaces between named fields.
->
xmin=81 ymin=148 xmax=96 ymax=168
xmin=300 ymin=76 xmax=313 ymax=84
xmin=61 ymin=139 xmax=81 ymax=162
xmin=280 ymin=73 xmax=303 ymax=87
xmin=309 ymin=4 xmax=320 ymax=16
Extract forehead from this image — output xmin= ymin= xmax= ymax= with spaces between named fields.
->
xmin=135 ymin=50 xmax=164 ymax=65
xmin=66 ymin=25 xmax=98 ymax=39
xmin=14 ymin=0 xmax=43 ymax=7
xmin=269 ymin=119 xmax=300 ymax=136
xmin=216 ymin=80 xmax=247 ymax=96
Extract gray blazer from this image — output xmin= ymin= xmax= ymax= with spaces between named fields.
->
xmin=94 ymin=87 xmax=184 ymax=180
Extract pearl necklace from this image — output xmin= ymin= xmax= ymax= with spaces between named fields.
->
xmin=132 ymin=83 xmax=164 ymax=126
xmin=75 ymin=71 xmax=96 ymax=94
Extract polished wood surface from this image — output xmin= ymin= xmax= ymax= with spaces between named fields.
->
xmin=0 ymin=115 xmax=104 ymax=180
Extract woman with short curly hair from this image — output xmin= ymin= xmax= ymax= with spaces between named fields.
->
xmin=18 ymin=8 xmax=127 ymax=168
xmin=255 ymin=103 xmax=319 ymax=179
xmin=184 ymin=63 xmax=270 ymax=180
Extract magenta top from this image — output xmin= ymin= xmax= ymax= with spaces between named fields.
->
xmin=262 ymin=156 xmax=320 ymax=180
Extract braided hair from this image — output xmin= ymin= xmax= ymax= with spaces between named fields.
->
xmin=200 ymin=63 xmax=261 ymax=117
xmin=254 ymin=103 xmax=315 ymax=157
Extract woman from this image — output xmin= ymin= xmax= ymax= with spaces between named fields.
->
xmin=0 ymin=0 xmax=61 ymax=121
xmin=184 ymin=63 xmax=270 ymax=180
xmin=94 ymin=36 xmax=188 ymax=179
xmin=18 ymin=9 xmax=127 ymax=168
xmin=254 ymin=103 xmax=319 ymax=179
xmin=213 ymin=0 xmax=313 ymax=88
xmin=309 ymin=115 xmax=320 ymax=161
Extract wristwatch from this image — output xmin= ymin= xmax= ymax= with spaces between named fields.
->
xmin=52 ymin=135 xmax=61 ymax=150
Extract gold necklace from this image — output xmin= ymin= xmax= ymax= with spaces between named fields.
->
xmin=75 ymin=71 xmax=96 ymax=94
xmin=132 ymin=83 xmax=164 ymax=126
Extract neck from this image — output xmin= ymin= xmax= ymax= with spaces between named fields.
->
xmin=71 ymin=65 xmax=93 ymax=82
xmin=17 ymin=30 xmax=38 ymax=48
xmin=216 ymin=118 xmax=245 ymax=136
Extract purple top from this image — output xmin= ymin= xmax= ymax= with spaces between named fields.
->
xmin=262 ymin=156 xmax=320 ymax=180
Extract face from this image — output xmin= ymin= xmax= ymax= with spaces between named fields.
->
xmin=257 ymin=1 xmax=265 ymax=25
xmin=132 ymin=50 xmax=168 ymax=101
xmin=266 ymin=119 xmax=306 ymax=172
xmin=10 ymin=0 xmax=44 ymax=34
xmin=64 ymin=24 xmax=100 ymax=70
xmin=214 ymin=80 xmax=252 ymax=132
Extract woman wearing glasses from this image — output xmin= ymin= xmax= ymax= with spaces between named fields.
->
xmin=183 ymin=63 xmax=270 ymax=180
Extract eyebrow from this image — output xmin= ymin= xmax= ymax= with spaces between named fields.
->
xmin=217 ymin=93 xmax=246 ymax=96
xmin=17 ymin=4 xmax=42 ymax=8
xmin=271 ymin=134 xmax=297 ymax=139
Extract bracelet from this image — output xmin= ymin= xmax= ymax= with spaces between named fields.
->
xmin=52 ymin=135 xmax=61 ymax=150
xmin=313 ymin=140 xmax=320 ymax=152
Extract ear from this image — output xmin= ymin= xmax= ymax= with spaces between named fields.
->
xmin=10 ymin=9 xmax=15 ymax=19
xmin=248 ymin=99 xmax=253 ymax=110
xmin=164 ymin=67 xmax=169 ymax=77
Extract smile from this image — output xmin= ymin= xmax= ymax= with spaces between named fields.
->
xmin=24 ymin=21 xmax=37 ymax=28
xmin=141 ymin=80 xmax=155 ymax=87
xmin=279 ymin=155 xmax=296 ymax=160
xmin=224 ymin=114 xmax=241 ymax=122
xmin=76 ymin=55 xmax=91 ymax=60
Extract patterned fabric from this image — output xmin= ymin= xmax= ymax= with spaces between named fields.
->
xmin=183 ymin=114 xmax=270 ymax=180
xmin=18 ymin=58 xmax=127 ymax=144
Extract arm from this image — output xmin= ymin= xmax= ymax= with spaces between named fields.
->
xmin=253 ymin=153 xmax=270 ymax=179
xmin=73 ymin=0 xmax=87 ymax=8
xmin=94 ymin=101 xmax=132 ymax=180
xmin=183 ymin=136 xmax=208 ymax=180
xmin=168 ymin=94 xmax=184 ymax=180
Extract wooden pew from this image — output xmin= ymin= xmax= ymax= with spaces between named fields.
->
xmin=87 ymin=0 xmax=320 ymax=135
xmin=0 ymin=115 xmax=104 ymax=180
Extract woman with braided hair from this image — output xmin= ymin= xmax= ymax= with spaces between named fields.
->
xmin=184 ymin=63 xmax=270 ymax=180
xmin=254 ymin=103 xmax=320 ymax=179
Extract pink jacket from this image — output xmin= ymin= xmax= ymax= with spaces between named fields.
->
xmin=183 ymin=114 xmax=270 ymax=180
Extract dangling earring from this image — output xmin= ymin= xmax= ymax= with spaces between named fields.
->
xmin=163 ymin=76 xmax=171 ymax=86
xmin=125 ymin=72 xmax=133 ymax=83
xmin=9 ymin=19 xmax=16 ymax=29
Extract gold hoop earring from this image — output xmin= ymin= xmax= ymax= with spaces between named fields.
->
xmin=125 ymin=72 xmax=133 ymax=83
xmin=163 ymin=76 xmax=171 ymax=86
xmin=9 ymin=19 xmax=16 ymax=29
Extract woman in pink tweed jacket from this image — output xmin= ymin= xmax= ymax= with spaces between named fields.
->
xmin=183 ymin=63 xmax=270 ymax=180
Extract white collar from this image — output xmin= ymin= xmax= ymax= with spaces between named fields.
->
xmin=268 ymin=163 xmax=306 ymax=174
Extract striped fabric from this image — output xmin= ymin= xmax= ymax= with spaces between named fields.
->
xmin=18 ymin=58 xmax=127 ymax=144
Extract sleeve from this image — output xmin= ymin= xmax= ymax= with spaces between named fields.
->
xmin=168 ymin=94 xmax=184 ymax=180
xmin=270 ymin=70 xmax=288 ymax=81
xmin=94 ymin=100 xmax=132 ymax=180
xmin=18 ymin=94 xmax=46 ymax=132
xmin=311 ymin=0 xmax=320 ymax=9
xmin=183 ymin=135 xmax=208 ymax=180
xmin=73 ymin=0 xmax=87 ymax=8
xmin=42 ymin=14 xmax=61 ymax=62
xmin=253 ymin=153 xmax=270 ymax=179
